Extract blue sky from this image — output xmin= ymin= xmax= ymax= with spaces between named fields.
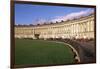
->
xmin=15 ymin=3 xmax=94 ymax=25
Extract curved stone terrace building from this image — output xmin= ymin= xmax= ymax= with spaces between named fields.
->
xmin=15 ymin=14 xmax=95 ymax=39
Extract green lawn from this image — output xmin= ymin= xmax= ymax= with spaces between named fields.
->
xmin=15 ymin=39 xmax=74 ymax=65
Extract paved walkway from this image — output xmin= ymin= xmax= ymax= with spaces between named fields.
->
xmin=59 ymin=39 xmax=96 ymax=63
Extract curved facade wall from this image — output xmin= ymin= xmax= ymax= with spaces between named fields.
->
xmin=15 ymin=14 xmax=95 ymax=39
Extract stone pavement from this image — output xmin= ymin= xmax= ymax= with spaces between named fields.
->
xmin=58 ymin=39 xmax=96 ymax=63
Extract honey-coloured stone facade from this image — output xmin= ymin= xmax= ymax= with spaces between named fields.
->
xmin=15 ymin=14 xmax=95 ymax=39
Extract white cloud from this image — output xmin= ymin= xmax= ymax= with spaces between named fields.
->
xmin=51 ymin=9 xmax=94 ymax=23
xmin=34 ymin=9 xmax=94 ymax=24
